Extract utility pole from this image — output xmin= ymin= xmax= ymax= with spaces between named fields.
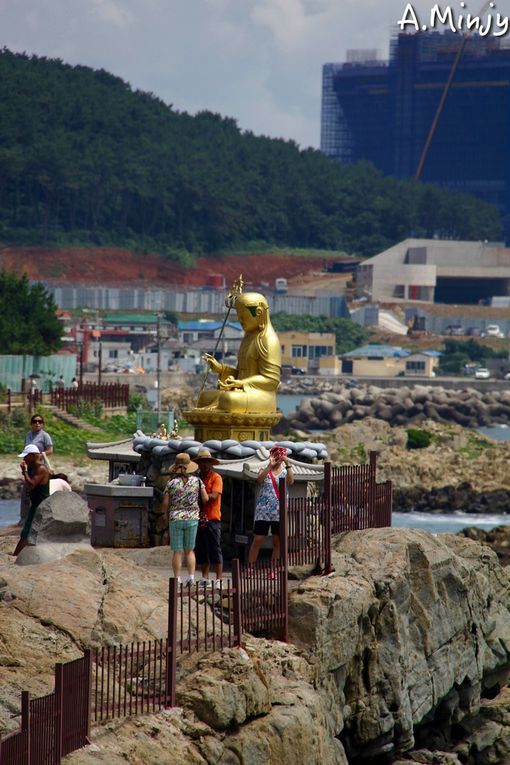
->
xmin=156 ymin=313 xmax=161 ymax=414
xmin=98 ymin=339 xmax=103 ymax=386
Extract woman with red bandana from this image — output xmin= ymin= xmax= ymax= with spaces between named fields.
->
xmin=248 ymin=445 xmax=294 ymax=565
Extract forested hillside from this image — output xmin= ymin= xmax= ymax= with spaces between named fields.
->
xmin=0 ymin=48 xmax=502 ymax=260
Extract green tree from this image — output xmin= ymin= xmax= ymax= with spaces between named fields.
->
xmin=0 ymin=271 xmax=62 ymax=354
xmin=438 ymin=339 xmax=506 ymax=374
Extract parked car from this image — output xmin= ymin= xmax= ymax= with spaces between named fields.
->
xmin=485 ymin=324 xmax=504 ymax=338
xmin=474 ymin=367 xmax=491 ymax=379
xmin=445 ymin=325 xmax=464 ymax=336
xmin=466 ymin=326 xmax=482 ymax=337
xmin=504 ymin=371 xmax=510 ymax=380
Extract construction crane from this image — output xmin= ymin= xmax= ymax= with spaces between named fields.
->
xmin=415 ymin=1 xmax=492 ymax=180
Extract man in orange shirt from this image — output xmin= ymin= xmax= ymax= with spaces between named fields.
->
xmin=195 ymin=448 xmax=223 ymax=585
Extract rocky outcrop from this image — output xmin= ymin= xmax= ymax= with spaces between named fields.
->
xmin=393 ymin=484 xmax=510 ymax=515
xmin=280 ymin=384 xmax=510 ymax=432
xmin=459 ymin=525 xmax=510 ymax=566
xmin=288 ymin=529 xmax=510 ymax=762
xmin=1 ymin=530 xmax=509 ymax=763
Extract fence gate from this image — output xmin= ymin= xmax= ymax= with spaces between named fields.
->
xmin=29 ymin=692 xmax=59 ymax=765
xmin=0 ymin=693 xmax=29 ymax=765
xmin=238 ymin=560 xmax=287 ymax=638
xmin=60 ymin=653 xmax=91 ymax=757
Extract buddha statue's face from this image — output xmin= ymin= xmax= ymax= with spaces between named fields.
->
xmin=236 ymin=303 xmax=261 ymax=333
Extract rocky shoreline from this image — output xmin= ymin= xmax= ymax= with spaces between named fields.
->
xmin=277 ymin=383 xmax=510 ymax=431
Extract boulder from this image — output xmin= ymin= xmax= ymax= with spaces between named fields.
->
xmin=26 ymin=491 xmax=91 ymax=545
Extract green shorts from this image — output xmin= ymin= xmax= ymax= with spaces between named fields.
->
xmin=169 ymin=519 xmax=198 ymax=551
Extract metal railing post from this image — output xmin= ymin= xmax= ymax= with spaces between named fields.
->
xmin=232 ymin=559 xmax=242 ymax=646
xmin=368 ymin=451 xmax=377 ymax=525
xmin=54 ymin=663 xmax=63 ymax=762
xmin=83 ymin=649 xmax=92 ymax=742
xmin=323 ymin=461 xmax=333 ymax=574
xmin=279 ymin=476 xmax=288 ymax=642
xmin=166 ymin=578 xmax=178 ymax=707
xmin=22 ymin=690 xmax=30 ymax=760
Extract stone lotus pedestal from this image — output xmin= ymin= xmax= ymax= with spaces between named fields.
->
xmin=183 ymin=409 xmax=282 ymax=443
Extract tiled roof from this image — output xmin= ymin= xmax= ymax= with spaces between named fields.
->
xmin=341 ymin=344 xmax=410 ymax=358
xmin=178 ymin=321 xmax=242 ymax=332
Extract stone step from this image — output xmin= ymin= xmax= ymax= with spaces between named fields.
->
xmin=49 ymin=407 xmax=104 ymax=434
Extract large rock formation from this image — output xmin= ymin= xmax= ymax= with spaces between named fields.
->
xmin=289 ymin=529 xmax=510 ymax=761
xmin=0 ymin=529 xmax=509 ymax=763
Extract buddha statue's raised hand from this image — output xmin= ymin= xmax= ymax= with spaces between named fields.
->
xmin=202 ymin=353 xmax=222 ymax=374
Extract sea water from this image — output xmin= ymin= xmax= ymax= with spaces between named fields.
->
xmin=392 ymin=511 xmax=509 ymax=535
xmin=1 ymin=498 xmax=504 ymax=536
xmin=0 ymin=499 xmax=19 ymax=528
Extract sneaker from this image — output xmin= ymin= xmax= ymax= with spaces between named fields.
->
xmin=183 ymin=576 xmax=195 ymax=586
xmin=196 ymin=578 xmax=209 ymax=587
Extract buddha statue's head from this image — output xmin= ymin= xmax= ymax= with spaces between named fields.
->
xmin=235 ymin=292 xmax=270 ymax=334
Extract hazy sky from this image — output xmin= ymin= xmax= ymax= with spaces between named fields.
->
xmin=1 ymin=0 xmax=508 ymax=148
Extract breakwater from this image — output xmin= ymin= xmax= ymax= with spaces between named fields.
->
xmin=279 ymin=384 xmax=510 ymax=432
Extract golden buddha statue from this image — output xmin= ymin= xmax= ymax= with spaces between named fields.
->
xmin=185 ymin=290 xmax=282 ymax=441
xmin=197 ymin=292 xmax=281 ymax=414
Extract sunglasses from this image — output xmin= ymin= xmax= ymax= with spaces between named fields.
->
xmin=32 ymin=419 xmax=43 ymax=424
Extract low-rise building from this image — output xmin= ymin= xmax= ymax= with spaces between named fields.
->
xmin=178 ymin=320 xmax=243 ymax=357
xmin=341 ymin=344 xmax=440 ymax=378
xmin=279 ymin=331 xmax=340 ymax=376
xmin=404 ymin=351 xmax=441 ymax=378
xmin=357 ymin=239 xmax=510 ymax=305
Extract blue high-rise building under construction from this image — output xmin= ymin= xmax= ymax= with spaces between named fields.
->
xmin=321 ymin=32 xmax=510 ymax=227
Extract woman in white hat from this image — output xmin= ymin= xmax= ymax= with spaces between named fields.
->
xmin=13 ymin=444 xmax=51 ymax=556
xmin=162 ymin=453 xmax=209 ymax=585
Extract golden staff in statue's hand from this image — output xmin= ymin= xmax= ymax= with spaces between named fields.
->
xmin=198 ymin=275 xmax=244 ymax=397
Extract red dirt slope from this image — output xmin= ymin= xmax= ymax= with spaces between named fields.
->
xmin=0 ymin=247 xmax=332 ymax=288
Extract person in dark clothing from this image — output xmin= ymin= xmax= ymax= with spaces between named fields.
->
xmin=13 ymin=444 xmax=51 ymax=556
xmin=19 ymin=413 xmax=53 ymax=523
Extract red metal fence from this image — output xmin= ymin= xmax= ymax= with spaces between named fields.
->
xmin=288 ymin=495 xmax=328 ymax=569
xmin=50 ymin=383 xmax=129 ymax=411
xmin=92 ymin=640 xmax=167 ymax=723
xmin=0 ymin=694 xmax=29 ymax=765
xmin=239 ymin=559 xmax=288 ymax=638
xmin=60 ymin=654 xmax=92 ymax=757
xmin=285 ymin=454 xmax=392 ymax=571
xmin=92 ymin=569 xmax=243 ymax=721
xmin=0 ymin=653 xmax=91 ymax=765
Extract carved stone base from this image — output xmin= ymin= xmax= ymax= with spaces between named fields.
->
xmin=184 ymin=409 xmax=282 ymax=443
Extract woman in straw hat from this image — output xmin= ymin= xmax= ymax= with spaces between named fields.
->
xmin=162 ymin=453 xmax=209 ymax=585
